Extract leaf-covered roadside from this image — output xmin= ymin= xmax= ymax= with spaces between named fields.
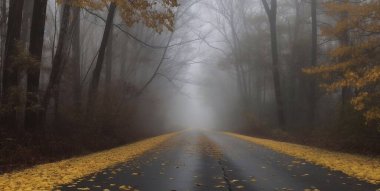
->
xmin=226 ymin=132 xmax=380 ymax=185
xmin=0 ymin=132 xmax=177 ymax=191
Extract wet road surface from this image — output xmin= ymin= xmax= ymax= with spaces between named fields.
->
xmin=57 ymin=130 xmax=379 ymax=191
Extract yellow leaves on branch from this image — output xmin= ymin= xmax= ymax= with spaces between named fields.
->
xmin=322 ymin=1 xmax=380 ymax=36
xmin=116 ymin=0 xmax=177 ymax=32
xmin=57 ymin=0 xmax=106 ymax=9
xmin=303 ymin=1 xmax=380 ymax=124
xmin=364 ymin=107 xmax=380 ymax=122
xmin=58 ymin=0 xmax=179 ymax=33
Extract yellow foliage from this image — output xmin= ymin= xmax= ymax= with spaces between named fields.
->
xmin=114 ymin=0 xmax=178 ymax=32
xmin=57 ymin=0 xmax=106 ymax=9
xmin=226 ymin=132 xmax=380 ymax=184
xmin=58 ymin=0 xmax=178 ymax=33
xmin=0 ymin=132 xmax=177 ymax=191
xmin=304 ymin=1 xmax=380 ymax=124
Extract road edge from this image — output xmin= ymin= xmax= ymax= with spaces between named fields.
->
xmin=0 ymin=132 xmax=178 ymax=190
xmin=224 ymin=132 xmax=380 ymax=185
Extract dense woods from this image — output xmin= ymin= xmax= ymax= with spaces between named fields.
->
xmin=0 ymin=0 xmax=379 ymax=172
xmin=198 ymin=0 xmax=380 ymax=152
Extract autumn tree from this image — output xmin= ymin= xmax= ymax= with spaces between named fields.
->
xmin=261 ymin=0 xmax=286 ymax=128
xmin=86 ymin=2 xmax=117 ymax=116
xmin=71 ymin=7 xmax=82 ymax=111
xmin=308 ymin=0 xmax=317 ymax=126
xmin=25 ymin=0 xmax=49 ymax=130
xmin=305 ymin=1 xmax=380 ymax=128
xmin=1 ymin=0 xmax=25 ymax=128
xmin=87 ymin=0 xmax=178 ymax=116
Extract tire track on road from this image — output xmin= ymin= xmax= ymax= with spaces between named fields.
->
xmin=198 ymin=133 xmax=233 ymax=191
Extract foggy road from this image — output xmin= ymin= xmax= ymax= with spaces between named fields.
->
xmin=57 ymin=130 xmax=378 ymax=191
xmin=2 ymin=0 xmax=380 ymax=190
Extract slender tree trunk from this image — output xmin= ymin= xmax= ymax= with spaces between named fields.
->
xmin=16 ymin=0 xmax=34 ymax=129
xmin=119 ymin=39 xmax=128 ymax=83
xmin=339 ymin=1 xmax=351 ymax=116
xmin=25 ymin=0 xmax=48 ymax=130
xmin=0 ymin=0 xmax=6 ymax=99
xmin=105 ymin=27 xmax=113 ymax=92
xmin=261 ymin=0 xmax=286 ymax=128
xmin=269 ymin=20 xmax=286 ymax=128
xmin=41 ymin=3 xmax=71 ymax=124
xmin=2 ymin=0 xmax=24 ymax=96
xmin=87 ymin=2 xmax=116 ymax=116
xmin=309 ymin=0 xmax=317 ymax=127
xmin=1 ymin=0 xmax=25 ymax=128
xmin=288 ymin=0 xmax=301 ymax=123
xmin=21 ymin=0 xmax=33 ymax=47
xmin=101 ymin=27 xmax=114 ymax=132
xmin=311 ymin=0 xmax=317 ymax=69
xmin=71 ymin=7 xmax=81 ymax=111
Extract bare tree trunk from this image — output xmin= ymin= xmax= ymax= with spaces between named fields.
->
xmin=87 ymin=2 xmax=116 ymax=116
xmin=338 ymin=0 xmax=351 ymax=117
xmin=25 ymin=0 xmax=48 ymax=130
xmin=1 ymin=0 xmax=24 ymax=128
xmin=119 ymin=38 xmax=128 ymax=83
xmin=100 ymin=27 xmax=114 ymax=132
xmin=261 ymin=0 xmax=286 ymax=128
xmin=71 ymin=7 xmax=81 ymax=111
xmin=17 ymin=0 xmax=34 ymax=129
xmin=288 ymin=0 xmax=301 ymax=124
xmin=105 ymin=27 xmax=113 ymax=93
xmin=308 ymin=0 xmax=318 ymax=127
xmin=21 ymin=0 xmax=33 ymax=47
xmin=0 ymin=0 xmax=6 ymax=99
xmin=41 ymin=3 xmax=71 ymax=125
xmin=2 ymin=0 xmax=24 ymax=96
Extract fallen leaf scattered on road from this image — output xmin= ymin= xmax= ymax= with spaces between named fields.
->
xmin=226 ymin=132 xmax=380 ymax=184
xmin=0 ymin=132 xmax=177 ymax=191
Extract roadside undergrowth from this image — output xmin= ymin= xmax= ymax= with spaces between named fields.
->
xmin=225 ymin=132 xmax=380 ymax=185
xmin=0 ymin=132 xmax=178 ymax=190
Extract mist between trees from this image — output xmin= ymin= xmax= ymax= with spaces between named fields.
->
xmin=0 ymin=0 xmax=379 ymax=172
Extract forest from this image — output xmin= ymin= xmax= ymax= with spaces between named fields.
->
xmin=0 ymin=0 xmax=379 ymax=176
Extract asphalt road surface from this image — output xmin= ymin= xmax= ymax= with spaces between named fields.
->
xmin=58 ymin=130 xmax=379 ymax=191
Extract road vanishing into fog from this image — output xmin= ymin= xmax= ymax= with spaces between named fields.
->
xmin=58 ymin=131 xmax=378 ymax=191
